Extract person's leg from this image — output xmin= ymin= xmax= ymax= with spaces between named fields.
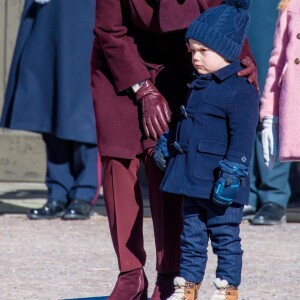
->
xmin=63 ymin=142 xmax=100 ymax=220
xmin=143 ymin=148 xmax=182 ymax=300
xmin=101 ymin=156 xmax=147 ymax=300
xmin=144 ymin=147 xmax=182 ymax=273
xmin=68 ymin=142 xmax=100 ymax=202
xmin=167 ymin=198 xmax=204 ymax=300
xmin=180 ymin=197 xmax=208 ymax=284
xmin=43 ymin=134 xmax=74 ymax=202
xmin=27 ymin=134 xmax=73 ymax=219
xmin=256 ymin=133 xmax=291 ymax=207
xmin=251 ymin=132 xmax=291 ymax=225
xmin=207 ymin=202 xmax=243 ymax=300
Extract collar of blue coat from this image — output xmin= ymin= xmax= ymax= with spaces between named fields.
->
xmin=213 ymin=60 xmax=244 ymax=81
xmin=188 ymin=61 xmax=244 ymax=89
xmin=188 ymin=73 xmax=212 ymax=89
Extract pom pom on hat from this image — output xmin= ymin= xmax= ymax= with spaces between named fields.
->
xmin=224 ymin=0 xmax=251 ymax=10
xmin=185 ymin=0 xmax=251 ymax=62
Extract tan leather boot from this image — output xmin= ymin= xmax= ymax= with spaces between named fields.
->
xmin=211 ymin=278 xmax=238 ymax=300
xmin=167 ymin=276 xmax=201 ymax=300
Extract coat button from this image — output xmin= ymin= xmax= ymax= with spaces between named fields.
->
xmin=241 ymin=156 xmax=247 ymax=162
xmin=295 ymin=58 xmax=300 ymax=65
xmin=297 ymin=33 xmax=300 ymax=39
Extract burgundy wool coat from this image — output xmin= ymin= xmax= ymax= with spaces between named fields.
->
xmin=91 ymin=0 xmax=255 ymax=159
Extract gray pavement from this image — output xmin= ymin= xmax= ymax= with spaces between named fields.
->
xmin=0 ymin=182 xmax=300 ymax=300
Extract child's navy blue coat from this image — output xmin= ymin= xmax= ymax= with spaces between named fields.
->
xmin=161 ymin=61 xmax=259 ymax=205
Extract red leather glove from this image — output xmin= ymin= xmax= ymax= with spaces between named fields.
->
xmin=238 ymin=56 xmax=260 ymax=93
xmin=136 ymin=79 xmax=172 ymax=140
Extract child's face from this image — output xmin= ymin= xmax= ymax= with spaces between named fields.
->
xmin=188 ymin=39 xmax=230 ymax=74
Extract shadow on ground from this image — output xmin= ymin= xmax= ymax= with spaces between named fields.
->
xmin=64 ymin=297 xmax=108 ymax=300
xmin=0 ymin=171 xmax=299 ymax=220
xmin=63 ymin=296 xmax=151 ymax=300
xmin=64 ymin=298 xmax=150 ymax=300
xmin=0 ymin=192 xmax=107 ymax=215
xmin=0 ymin=189 xmax=151 ymax=217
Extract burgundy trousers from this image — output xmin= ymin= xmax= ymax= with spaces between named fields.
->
xmin=102 ymin=148 xmax=182 ymax=273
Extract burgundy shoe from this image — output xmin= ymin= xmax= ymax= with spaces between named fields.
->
xmin=150 ymin=273 xmax=178 ymax=300
xmin=108 ymin=268 xmax=148 ymax=300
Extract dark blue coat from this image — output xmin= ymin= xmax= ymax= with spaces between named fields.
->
xmin=0 ymin=0 xmax=96 ymax=144
xmin=248 ymin=0 xmax=279 ymax=92
xmin=161 ymin=62 xmax=259 ymax=205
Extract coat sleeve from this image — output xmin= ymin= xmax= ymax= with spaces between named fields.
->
xmin=260 ymin=9 xmax=288 ymax=120
xmin=93 ymin=0 xmax=151 ymax=92
xmin=225 ymin=85 xmax=259 ymax=167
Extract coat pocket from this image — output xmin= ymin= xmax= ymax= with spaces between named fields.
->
xmin=193 ymin=140 xmax=227 ymax=181
xmin=201 ymin=87 xmax=228 ymax=109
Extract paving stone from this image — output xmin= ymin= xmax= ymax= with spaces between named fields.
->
xmin=0 ymin=183 xmax=300 ymax=299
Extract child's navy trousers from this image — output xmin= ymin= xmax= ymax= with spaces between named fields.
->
xmin=180 ymin=196 xmax=244 ymax=286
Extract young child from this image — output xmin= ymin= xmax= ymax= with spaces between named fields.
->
xmin=260 ymin=0 xmax=300 ymax=168
xmin=154 ymin=0 xmax=259 ymax=299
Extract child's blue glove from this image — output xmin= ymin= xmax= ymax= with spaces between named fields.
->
xmin=153 ymin=131 xmax=174 ymax=171
xmin=213 ymin=160 xmax=249 ymax=206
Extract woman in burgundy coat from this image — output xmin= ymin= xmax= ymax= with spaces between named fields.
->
xmin=91 ymin=1 xmax=257 ymax=299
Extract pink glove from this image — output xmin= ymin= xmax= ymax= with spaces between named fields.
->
xmin=136 ymin=79 xmax=172 ymax=140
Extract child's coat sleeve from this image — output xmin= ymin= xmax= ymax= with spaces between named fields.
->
xmin=226 ymin=85 xmax=259 ymax=166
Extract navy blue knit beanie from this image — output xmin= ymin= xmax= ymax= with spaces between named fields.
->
xmin=185 ymin=0 xmax=251 ymax=62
